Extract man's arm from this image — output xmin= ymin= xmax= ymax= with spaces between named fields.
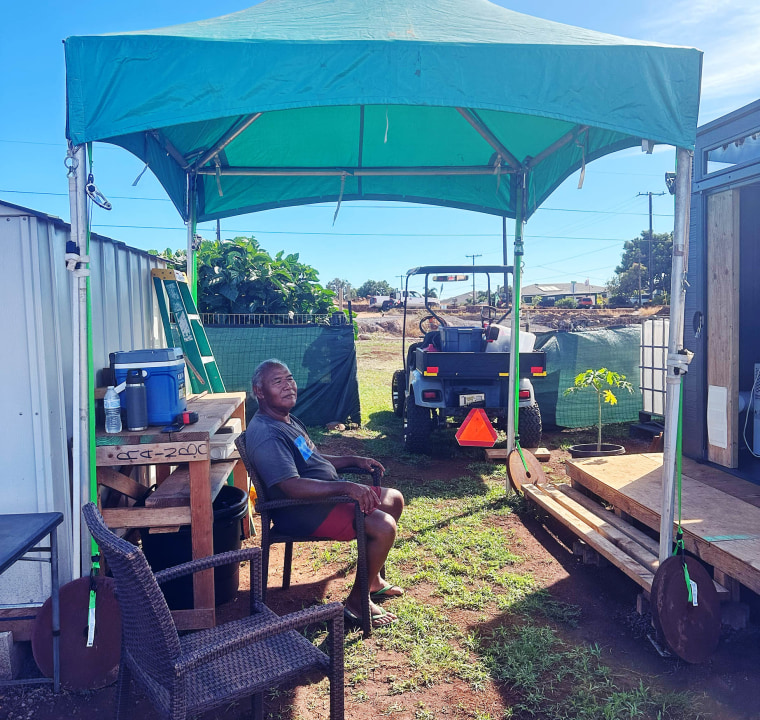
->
xmin=278 ymin=476 xmax=381 ymax=514
xmin=322 ymin=454 xmax=386 ymax=476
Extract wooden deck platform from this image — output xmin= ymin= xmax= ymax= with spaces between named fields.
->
xmin=557 ymin=453 xmax=760 ymax=597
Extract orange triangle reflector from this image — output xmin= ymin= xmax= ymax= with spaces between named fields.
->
xmin=455 ymin=408 xmax=498 ymax=447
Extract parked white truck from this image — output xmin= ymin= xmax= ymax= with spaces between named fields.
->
xmin=369 ymin=290 xmax=437 ymax=312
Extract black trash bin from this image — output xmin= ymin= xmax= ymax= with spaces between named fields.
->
xmin=141 ymin=484 xmax=248 ymax=610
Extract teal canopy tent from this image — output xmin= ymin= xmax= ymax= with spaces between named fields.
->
xmin=65 ymin=0 xmax=701 ymax=224
xmin=63 ymin=0 xmax=702 ymax=571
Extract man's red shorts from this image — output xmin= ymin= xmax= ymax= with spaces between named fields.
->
xmin=312 ymin=486 xmax=382 ymax=541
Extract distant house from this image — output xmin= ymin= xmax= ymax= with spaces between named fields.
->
xmin=521 ymin=281 xmax=607 ymax=305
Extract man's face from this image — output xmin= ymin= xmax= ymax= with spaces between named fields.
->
xmin=255 ymin=366 xmax=298 ymax=413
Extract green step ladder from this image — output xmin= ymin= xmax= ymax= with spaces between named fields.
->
xmin=152 ymin=268 xmax=226 ymax=394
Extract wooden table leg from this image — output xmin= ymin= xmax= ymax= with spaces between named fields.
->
xmin=189 ymin=457 xmax=215 ymax=625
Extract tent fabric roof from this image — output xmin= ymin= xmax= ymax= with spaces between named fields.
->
xmin=64 ymin=0 xmax=702 ymax=222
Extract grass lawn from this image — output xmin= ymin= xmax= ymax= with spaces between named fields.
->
xmin=279 ymin=336 xmax=705 ymax=720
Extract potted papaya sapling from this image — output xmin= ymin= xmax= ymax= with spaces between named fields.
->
xmin=563 ymin=367 xmax=634 ymax=458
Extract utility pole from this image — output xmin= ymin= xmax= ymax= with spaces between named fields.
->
xmin=216 ymin=218 xmax=221 ymax=242
xmin=396 ymin=274 xmax=405 ymax=298
xmin=638 ymin=191 xmax=666 ymax=298
xmin=465 ymin=253 xmax=482 ymax=304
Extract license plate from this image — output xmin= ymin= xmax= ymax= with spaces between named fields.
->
xmin=459 ymin=393 xmax=485 ymax=407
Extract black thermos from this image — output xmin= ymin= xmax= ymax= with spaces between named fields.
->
xmin=126 ymin=368 xmax=148 ymax=431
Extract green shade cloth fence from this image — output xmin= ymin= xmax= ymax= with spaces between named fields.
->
xmin=206 ymin=325 xmax=361 ymax=426
xmin=534 ymin=327 xmax=643 ymax=429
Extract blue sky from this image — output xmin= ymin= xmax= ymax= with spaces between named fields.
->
xmin=2 ymin=1 xmax=759 ymax=295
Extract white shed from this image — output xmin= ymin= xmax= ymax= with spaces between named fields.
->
xmin=0 ymin=200 xmax=168 ymax=608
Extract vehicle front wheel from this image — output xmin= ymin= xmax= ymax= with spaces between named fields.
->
xmin=518 ymin=403 xmax=542 ymax=448
xmin=403 ymin=390 xmax=432 ymax=453
xmin=391 ymin=370 xmax=405 ymax=417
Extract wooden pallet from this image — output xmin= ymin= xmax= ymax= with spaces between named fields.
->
xmin=521 ymin=480 xmax=729 ymax=599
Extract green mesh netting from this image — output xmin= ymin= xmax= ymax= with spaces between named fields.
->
xmin=205 ymin=325 xmax=361 ymax=426
xmin=533 ymin=327 xmax=642 ymax=428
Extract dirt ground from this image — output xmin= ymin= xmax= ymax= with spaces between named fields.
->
xmin=3 ymin=325 xmax=760 ymax=720
xmin=3 ymin=431 xmax=760 ymax=719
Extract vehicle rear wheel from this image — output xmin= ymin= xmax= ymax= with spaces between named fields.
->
xmin=404 ymin=390 xmax=432 ymax=453
xmin=518 ymin=403 xmax=542 ymax=448
xmin=391 ymin=369 xmax=405 ymax=417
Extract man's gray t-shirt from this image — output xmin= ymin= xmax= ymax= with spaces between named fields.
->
xmin=246 ymin=412 xmax=340 ymax=535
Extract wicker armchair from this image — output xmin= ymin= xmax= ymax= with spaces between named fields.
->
xmin=235 ymin=433 xmax=381 ymax=637
xmin=82 ymin=502 xmax=344 ymax=720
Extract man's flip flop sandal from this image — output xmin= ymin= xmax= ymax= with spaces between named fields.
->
xmin=370 ymin=584 xmax=404 ymax=600
xmin=344 ymin=606 xmax=397 ymax=628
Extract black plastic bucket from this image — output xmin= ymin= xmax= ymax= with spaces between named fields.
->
xmin=141 ymin=484 xmax=248 ymax=609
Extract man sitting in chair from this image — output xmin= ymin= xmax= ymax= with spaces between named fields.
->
xmin=247 ymin=359 xmax=405 ymax=628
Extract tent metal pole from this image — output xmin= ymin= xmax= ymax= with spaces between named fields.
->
xmin=455 ymin=108 xmax=521 ymax=170
xmin=66 ymin=144 xmax=89 ymax=578
xmin=196 ymin=165 xmax=515 ymax=177
xmin=192 ymin=112 xmax=263 ymax=171
xmin=658 ymin=147 xmax=693 ymax=562
xmin=186 ymin=173 xmax=196 ymax=291
xmin=507 ymin=172 xmax=526 ymax=454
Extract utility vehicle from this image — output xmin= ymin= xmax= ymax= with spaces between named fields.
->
xmin=391 ymin=265 xmax=546 ymax=453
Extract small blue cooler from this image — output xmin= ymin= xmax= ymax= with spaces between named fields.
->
xmin=110 ymin=348 xmax=187 ymax=426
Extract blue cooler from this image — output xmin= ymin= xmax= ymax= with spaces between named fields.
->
xmin=110 ymin=348 xmax=187 ymax=426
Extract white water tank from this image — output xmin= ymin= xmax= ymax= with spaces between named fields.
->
xmin=485 ymin=324 xmax=536 ymax=353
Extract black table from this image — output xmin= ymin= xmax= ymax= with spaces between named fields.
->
xmin=0 ymin=512 xmax=63 ymax=691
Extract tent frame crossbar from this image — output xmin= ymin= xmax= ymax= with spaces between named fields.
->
xmin=192 ymin=112 xmax=263 ymax=171
xmin=456 ymin=108 xmax=522 ymax=170
xmin=195 ymin=165 xmax=516 ymax=177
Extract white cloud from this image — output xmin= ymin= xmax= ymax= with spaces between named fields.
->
xmin=641 ymin=0 xmax=760 ymax=118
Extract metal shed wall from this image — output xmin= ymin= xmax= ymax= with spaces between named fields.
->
xmin=0 ymin=200 xmax=168 ymax=604
xmin=683 ymin=100 xmax=760 ymax=463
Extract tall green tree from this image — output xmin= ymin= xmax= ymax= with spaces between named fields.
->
xmin=327 ymin=278 xmax=355 ymax=299
xmin=356 ymin=279 xmax=394 ymax=297
xmin=614 ymin=231 xmax=672 ymax=298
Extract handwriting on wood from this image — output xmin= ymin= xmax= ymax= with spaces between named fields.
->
xmin=96 ymin=442 xmax=208 ymax=466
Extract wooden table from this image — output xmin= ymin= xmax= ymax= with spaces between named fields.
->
xmin=95 ymin=392 xmax=247 ymax=630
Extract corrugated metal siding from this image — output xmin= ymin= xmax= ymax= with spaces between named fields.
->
xmin=0 ymin=201 xmax=168 ymax=603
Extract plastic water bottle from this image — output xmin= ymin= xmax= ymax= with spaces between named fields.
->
xmin=104 ymin=386 xmax=122 ymax=434
xmin=125 ymin=369 xmax=148 ymax=431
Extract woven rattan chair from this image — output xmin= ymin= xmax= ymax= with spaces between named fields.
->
xmin=235 ymin=433 xmax=381 ymax=637
xmin=82 ymin=502 xmax=344 ymax=720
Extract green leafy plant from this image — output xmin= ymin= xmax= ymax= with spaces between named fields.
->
xmin=563 ymin=368 xmax=633 ymax=450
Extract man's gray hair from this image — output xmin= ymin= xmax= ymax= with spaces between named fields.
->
xmin=252 ymin=359 xmax=291 ymax=390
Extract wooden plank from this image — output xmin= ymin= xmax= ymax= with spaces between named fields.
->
xmin=522 ymin=483 xmax=655 ymax=591
xmin=566 ymin=454 xmax=760 ymax=595
xmin=706 ymin=189 xmax=740 ymax=468
xmin=101 ymin=507 xmax=191 ymax=529
xmin=96 ymin=439 xmax=209 ymax=467
xmin=484 ymin=447 xmax=550 ymax=462
xmin=0 ymin=609 xmax=37 ymax=641
xmin=145 ymin=461 xmax=237 ymax=508
xmin=542 ymin=483 xmax=660 ymax=573
xmin=558 ymin=484 xmax=660 ymax=556
xmin=189 ymin=458 xmax=215 ymax=612
xmin=97 ymin=468 xmax=147 ymax=501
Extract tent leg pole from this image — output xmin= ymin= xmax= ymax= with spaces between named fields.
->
xmin=67 ymin=144 xmax=89 ymax=578
xmin=507 ymin=175 xmax=525 ymax=454
xmin=186 ymin=173 xmax=197 ymax=293
xmin=659 ymin=147 xmax=692 ymax=562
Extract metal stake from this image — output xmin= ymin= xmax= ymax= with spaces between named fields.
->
xmin=659 ymin=147 xmax=693 ymax=562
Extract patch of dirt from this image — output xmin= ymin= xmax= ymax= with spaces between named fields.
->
xmin=355 ymin=306 xmax=669 ymax=337
xmin=4 ymin=430 xmax=760 ymax=720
